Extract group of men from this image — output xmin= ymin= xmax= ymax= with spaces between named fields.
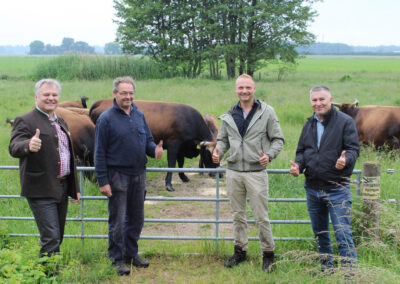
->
xmin=9 ymin=74 xmax=359 ymax=276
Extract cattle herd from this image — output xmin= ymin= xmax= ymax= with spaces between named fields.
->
xmin=7 ymin=98 xmax=399 ymax=191
xmin=7 ymin=97 xmax=219 ymax=192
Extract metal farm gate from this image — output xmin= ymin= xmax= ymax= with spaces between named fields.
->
xmin=0 ymin=165 xmax=362 ymax=247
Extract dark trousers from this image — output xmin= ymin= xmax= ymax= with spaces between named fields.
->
xmin=27 ymin=181 xmax=69 ymax=257
xmin=305 ymin=185 xmax=357 ymax=265
xmin=107 ymin=170 xmax=146 ymax=264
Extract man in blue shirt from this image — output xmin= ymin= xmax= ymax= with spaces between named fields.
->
xmin=95 ymin=76 xmax=163 ymax=276
xmin=290 ymin=85 xmax=359 ymax=273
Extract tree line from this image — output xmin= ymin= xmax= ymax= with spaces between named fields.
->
xmin=29 ymin=38 xmax=122 ymax=55
xmin=114 ymin=0 xmax=317 ymax=79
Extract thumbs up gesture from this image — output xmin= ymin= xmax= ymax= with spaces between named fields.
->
xmin=29 ymin=129 xmax=42 ymax=152
xmin=259 ymin=150 xmax=270 ymax=167
xmin=155 ymin=140 xmax=163 ymax=159
xmin=212 ymin=148 xmax=220 ymax=164
xmin=289 ymin=160 xmax=300 ymax=177
xmin=29 ymin=129 xmax=41 ymax=152
xmin=335 ymin=150 xmax=346 ymax=170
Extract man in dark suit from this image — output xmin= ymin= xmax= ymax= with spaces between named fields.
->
xmin=9 ymin=78 xmax=80 ymax=259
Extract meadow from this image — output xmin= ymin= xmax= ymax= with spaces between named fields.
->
xmin=0 ymin=55 xmax=399 ymax=283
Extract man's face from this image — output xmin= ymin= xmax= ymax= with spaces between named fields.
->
xmin=113 ymin=82 xmax=135 ymax=111
xmin=235 ymin=77 xmax=256 ymax=104
xmin=310 ymin=90 xmax=333 ymax=119
xmin=35 ymin=83 xmax=59 ymax=114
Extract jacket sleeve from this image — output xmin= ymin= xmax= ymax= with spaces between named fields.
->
xmin=295 ymin=123 xmax=307 ymax=173
xmin=342 ymin=118 xmax=360 ymax=169
xmin=94 ymin=116 xmax=109 ymax=187
xmin=9 ymin=117 xmax=32 ymax=158
xmin=216 ymin=120 xmax=230 ymax=159
xmin=266 ymin=108 xmax=285 ymax=159
xmin=144 ymin=116 xmax=157 ymax=158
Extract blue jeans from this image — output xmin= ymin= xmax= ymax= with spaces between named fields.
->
xmin=108 ymin=170 xmax=146 ymax=264
xmin=305 ymin=185 xmax=357 ymax=265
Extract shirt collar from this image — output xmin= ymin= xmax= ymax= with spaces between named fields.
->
xmin=313 ymin=113 xmax=323 ymax=123
xmin=235 ymin=98 xmax=260 ymax=111
xmin=35 ymin=106 xmax=58 ymax=121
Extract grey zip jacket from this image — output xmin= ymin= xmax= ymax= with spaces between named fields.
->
xmin=216 ymin=100 xmax=284 ymax=172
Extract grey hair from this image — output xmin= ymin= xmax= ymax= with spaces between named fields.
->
xmin=113 ymin=76 xmax=136 ymax=92
xmin=310 ymin=85 xmax=331 ymax=99
xmin=35 ymin=78 xmax=61 ymax=96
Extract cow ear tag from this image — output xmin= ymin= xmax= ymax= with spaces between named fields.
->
xmin=196 ymin=145 xmax=201 ymax=149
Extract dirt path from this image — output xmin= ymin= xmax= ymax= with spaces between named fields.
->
xmin=143 ymin=172 xmax=235 ymax=238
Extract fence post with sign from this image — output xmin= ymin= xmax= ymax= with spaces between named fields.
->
xmin=361 ymin=162 xmax=381 ymax=239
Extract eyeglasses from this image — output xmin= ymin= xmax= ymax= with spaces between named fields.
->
xmin=117 ymin=91 xmax=135 ymax=96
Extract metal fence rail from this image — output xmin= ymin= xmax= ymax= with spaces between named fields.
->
xmin=0 ymin=165 xmax=362 ymax=245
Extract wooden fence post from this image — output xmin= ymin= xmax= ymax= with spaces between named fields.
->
xmin=361 ymin=162 xmax=381 ymax=240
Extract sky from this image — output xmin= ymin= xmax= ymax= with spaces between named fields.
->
xmin=1 ymin=0 xmax=400 ymax=47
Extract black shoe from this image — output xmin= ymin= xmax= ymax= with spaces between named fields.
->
xmin=126 ymin=255 xmax=150 ymax=268
xmin=224 ymin=245 xmax=247 ymax=268
xmin=113 ymin=263 xmax=131 ymax=276
xmin=262 ymin=251 xmax=274 ymax=273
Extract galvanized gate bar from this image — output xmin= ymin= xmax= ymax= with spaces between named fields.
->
xmin=0 ymin=165 xmax=361 ymax=243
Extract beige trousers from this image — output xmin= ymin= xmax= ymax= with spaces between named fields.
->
xmin=226 ymin=169 xmax=274 ymax=252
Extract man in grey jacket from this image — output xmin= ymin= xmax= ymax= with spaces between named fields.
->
xmin=212 ymin=74 xmax=284 ymax=272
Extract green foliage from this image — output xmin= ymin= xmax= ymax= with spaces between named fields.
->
xmin=114 ymin=0 xmax=316 ymax=79
xmin=31 ymin=54 xmax=175 ymax=80
xmin=0 ymin=240 xmax=60 ymax=283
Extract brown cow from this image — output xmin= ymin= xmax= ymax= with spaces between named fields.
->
xmin=89 ymin=99 xmax=219 ymax=191
xmin=54 ymin=107 xmax=95 ymax=169
xmin=333 ymin=99 xmax=400 ymax=149
xmin=58 ymin=96 xmax=89 ymax=108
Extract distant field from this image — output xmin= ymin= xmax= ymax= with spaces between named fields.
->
xmin=0 ymin=56 xmax=51 ymax=78
xmin=296 ymin=56 xmax=400 ymax=73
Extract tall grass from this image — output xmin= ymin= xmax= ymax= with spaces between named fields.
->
xmin=31 ymin=54 xmax=177 ymax=80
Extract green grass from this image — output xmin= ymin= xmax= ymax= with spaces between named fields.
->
xmin=0 ymin=55 xmax=400 ymax=283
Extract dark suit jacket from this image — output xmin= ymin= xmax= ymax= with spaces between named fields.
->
xmin=9 ymin=108 xmax=80 ymax=200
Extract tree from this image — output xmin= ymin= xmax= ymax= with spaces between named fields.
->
xmin=61 ymin=37 xmax=75 ymax=52
xmin=72 ymin=41 xmax=95 ymax=54
xmin=29 ymin=40 xmax=45 ymax=55
xmin=114 ymin=0 xmax=317 ymax=79
xmin=104 ymin=42 xmax=122 ymax=54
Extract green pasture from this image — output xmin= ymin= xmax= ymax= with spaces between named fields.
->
xmin=0 ymin=56 xmax=399 ymax=283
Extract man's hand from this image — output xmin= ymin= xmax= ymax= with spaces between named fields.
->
xmin=259 ymin=150 xmax=270 ymax=167
xmin=335 ymin=150 xmax=346 ymax=170
xmin=155 ymin=140 xmax=163 ymax=159
xmin=29 ymin=129 xmax=41 ymax=152
xmin=70 ymin=192 xmax=80 ymax=203
xmin=289 ymin=160 xmax=300 ymax=177
xmin=212 ymin=148 xmax=220 ymax=164
xmin=100 ymin=184 xmax=112 ymax=197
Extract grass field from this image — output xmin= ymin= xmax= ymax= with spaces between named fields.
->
xmin=0 ymin=56 xmax=399 ymax=283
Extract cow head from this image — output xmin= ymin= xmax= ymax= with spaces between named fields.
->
xmin=199 ymin=141 xmax=219 ymax=168
xmin=332 ymin=98 xmax=359 ymax=118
